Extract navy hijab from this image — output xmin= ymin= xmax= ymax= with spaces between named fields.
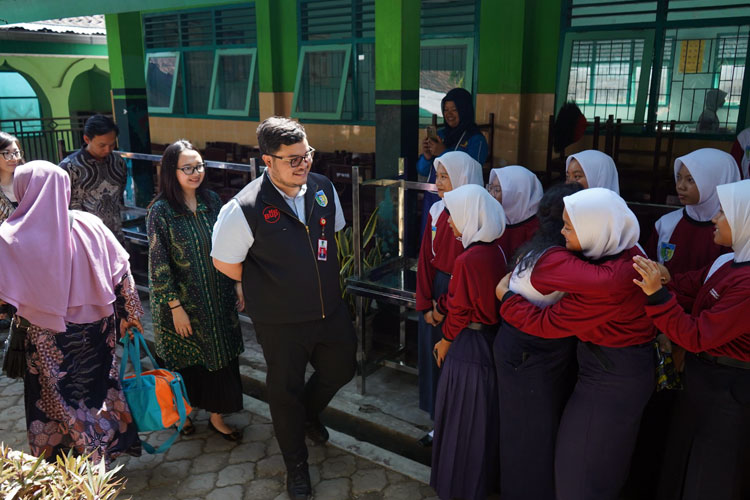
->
xmin=441 ymin=88 xmax=481 ymax=150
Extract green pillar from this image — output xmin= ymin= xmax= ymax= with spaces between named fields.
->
xmin=375 ymin=0 xmax=420 ymax=179
xmin=105 ymin=12 xmax=153 ymax=207
xmin=256 ymin=0 xmax=298 ymax=117
xmin=478 ymin=0 xmax=525 ymax=94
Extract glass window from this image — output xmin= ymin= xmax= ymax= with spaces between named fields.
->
xmin=183 ymin=51 xmax=213 ymax=114
xmin=419 ymin=38 xmax=474 ymax=123
xmin=145 ymin=52 xmax=180 ymax=113
xmin=656 ymin=25 xmax=749 ymax=133
xmin=209 ymin=48 xmax=257 ymax=115
xmin=292 ymin=44 xmax=352 ymax=119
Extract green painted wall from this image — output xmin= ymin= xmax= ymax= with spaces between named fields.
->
xmin=375 ymin=0 xmax=420 ymax=91
xmin=68 ymin=69 xmax=112 ymax=113
xmin=105 ymin=13 xmax=146 ymax=90
xmin=0 ymin=0 xmax=244 ymax=24
xmin=521 ymin=0 xmax=562 ymax=94
xmin=0 ymin=40 xmax=106 ymax=57
xmin=0 ymin=55 xmax=110 ymax=118
xmin=478 ymin=0 xmax=524 ymax=94
xmin=256 ymin=0 xmax=297 ymax=93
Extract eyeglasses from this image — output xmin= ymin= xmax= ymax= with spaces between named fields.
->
xmin=1 ymin=150 xmax=23 ymax=161
xmin=268 ymin=148 xmax=315 ymax=168
xmin=178 ymin=163 xmax=206 ymax=175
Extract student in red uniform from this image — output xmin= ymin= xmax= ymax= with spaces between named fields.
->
xmin=429 ymin=184 xmax=506 ymax=500
xmin=633 ymin=179 xmax=750 ymax=500
xmin=565 ymin=149 xmax=620 ymax=193
xmin=631 ymin=148 xmax=740 ymax=498
xmin=488 ymin=165 xmax=543 ymax=260
xmin=415 ymin=151 xmax=483 ymax=445
xmin=497 ymin=187 xmax=656 ymax=500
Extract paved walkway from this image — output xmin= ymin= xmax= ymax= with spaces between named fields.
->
xmin=0 ymin=369 xmax=436 ymax=499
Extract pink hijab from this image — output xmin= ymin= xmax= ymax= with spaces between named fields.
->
xmin=0 ymin=161 xmax=130 ymax=332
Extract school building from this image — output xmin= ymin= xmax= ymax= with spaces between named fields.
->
xmin=1 ymin=0 xmax=749 ymax=203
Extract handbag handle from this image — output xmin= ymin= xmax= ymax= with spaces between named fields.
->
xmin=119 ymin=328 xmax=162 ymax=383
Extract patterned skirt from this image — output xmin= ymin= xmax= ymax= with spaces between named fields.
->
xmin=23 ymin=315 xmax=141 ymax=465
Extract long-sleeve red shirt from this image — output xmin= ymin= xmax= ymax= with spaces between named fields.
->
xmin=416 ymin=209 xmax=464 ymax=311
xmin=497 ymin=216 xmax=539 ymax=263
xmin=436 ymin=242 xmax=506 ymax=340
xmin=646 ymin=260 xmax=750 ymax=361
xmin=645 ymin=210 xmax=731 ymax=279
xmin=501 ymin=246 xmax=657 ymax=347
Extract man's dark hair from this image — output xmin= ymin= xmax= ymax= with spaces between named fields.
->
xmin=149 ymin=139 xmax=211 ymax=213
xmin=512 ymin=182 xmax=584 ymax=273
xmin=83 ymin=114 xmax=119 ymax=139
xmin=256 ymin=116 xmax=306 ymax=155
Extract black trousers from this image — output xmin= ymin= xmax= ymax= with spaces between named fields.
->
xmin=657 ymin=353 xmax=750 ymax=500
xmin=253 ymin=303 xmax=357 ymax=468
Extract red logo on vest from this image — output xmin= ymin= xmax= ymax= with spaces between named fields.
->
xmin=263 ymin=206 xmax=280 ymax=224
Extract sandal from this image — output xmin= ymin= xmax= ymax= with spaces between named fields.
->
xmin=179 ymin=418 xmax=195 ymax=436
xmin=208 ymin=419 xmax=241 ymax=442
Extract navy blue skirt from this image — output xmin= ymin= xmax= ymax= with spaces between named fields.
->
xmin=430 ymin=326 xmax=499 ymax=500
xmin=494 ymin=321 xmax=577 ymax=500
xmin=417 ymin=270 xmax=451 ymax=419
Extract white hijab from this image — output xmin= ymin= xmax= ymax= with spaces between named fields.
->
xmin=716 ymin=179 xmax=750 ymax=263
xmin=563 ymin=187 xmax=639 ymax=260
xmin=489 ymin=165 xmax=543 ymax=224
xmin=443 ymin=184 xmax=506 ymax=249
xmin=429 ymin=151 xmax=484 ymax=223
xmin=674 ymin=148 xmax=741 ymax=221
xmin=566 ymin=150 xmax=620 ymax=194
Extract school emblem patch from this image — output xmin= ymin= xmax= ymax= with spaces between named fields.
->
xmin=659 ymin=242 xmax=675 ymax=262
xmin=315 ymin=190 xmax=328 ymax=207
xmin=263 ymin=206 xmax=280 ymax=224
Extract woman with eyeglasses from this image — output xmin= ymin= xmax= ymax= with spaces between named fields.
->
xmin=0 ymin=132 xmax=24 ymax=330
xmin=147 ymin=139 xmax=245 ymax=440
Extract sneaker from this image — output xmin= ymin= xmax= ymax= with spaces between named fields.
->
xmin=286 ymin=461 xmax=312 ymax=500
xmin=304 ymin=419 xmax=329 ymax=445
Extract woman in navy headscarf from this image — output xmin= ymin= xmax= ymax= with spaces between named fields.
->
xmin=418 ymin=88 xmax=489 ymax=234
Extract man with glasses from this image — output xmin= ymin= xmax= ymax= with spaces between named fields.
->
xmin=211 ymin=117 xmax=355 ymax=500
xmin=59 ymin=114 xmax=127 ymax=243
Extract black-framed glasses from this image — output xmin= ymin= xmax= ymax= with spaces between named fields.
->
xmin=1 ymin=150 xmax=23 ymax=161
xmin=268 ymin=148 xmax=315 ymax=168
xmin=178 ymin=163 xmax=205 ymax=175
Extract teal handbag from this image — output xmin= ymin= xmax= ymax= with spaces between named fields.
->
xmin=119 ymin=329 xmax=193 ymax=454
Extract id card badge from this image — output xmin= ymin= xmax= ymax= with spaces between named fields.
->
xmin=317 ymin=239 xmax=328 ymax=261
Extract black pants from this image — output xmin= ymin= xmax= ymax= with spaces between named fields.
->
xmin=253 ymin=303 xmax=357 ymax=468
xmin=657 ymin=353 xmax=750 ymax=500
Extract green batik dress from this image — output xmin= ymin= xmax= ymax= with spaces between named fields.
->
xmin=147 ymin=190 xmax=244 ymax=413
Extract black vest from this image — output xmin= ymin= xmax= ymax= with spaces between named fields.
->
xmin=236 ymin=172 xmax=342 ymax=324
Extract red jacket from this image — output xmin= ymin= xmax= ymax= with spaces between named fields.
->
xmin=416 ymin=208 xmax=464 ymax=311
xmin=498 ymin=216 xmax=539 ymax=263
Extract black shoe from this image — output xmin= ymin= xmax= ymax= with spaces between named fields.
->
xmin=305 ymin=419 xmax=329 ymax=445
xmin=208 ymin=419 xmax=242 ymax=442
xmin=417 ymin=432 xmax=433 ymax=447
xmin=286 ymin=462 xmax=312 ymax=500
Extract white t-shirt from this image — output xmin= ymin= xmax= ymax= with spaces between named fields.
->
xmin=211 ymin=174 xmax=346 ymax=264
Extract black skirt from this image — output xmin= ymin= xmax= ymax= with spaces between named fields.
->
xmin=176 ymin=357 xmax=244 ymax=414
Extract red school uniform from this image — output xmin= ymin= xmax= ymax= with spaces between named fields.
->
xmin=647 ymin=257 xmax=750 ymax=361
xmin=497 ymin=216 xmax=539 ymax=262
xmin=436 ymin=241 xmax=506 ymax=340
xmin=501 ymin=246 xmax=657 ymax=347
xmin=646 ymin=208 xmax=731 ymax=278
xmin=416 ymin=209 xmax=465 ymax=312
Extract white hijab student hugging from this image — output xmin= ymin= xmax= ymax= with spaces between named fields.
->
xmin=565 ymin=149 xmax=620 ymax=194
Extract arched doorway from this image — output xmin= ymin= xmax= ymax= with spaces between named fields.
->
xmin=68 ymin=67 xmax=112 ymax=119
xmin=0 ymin=71 xmax=42 ymax=130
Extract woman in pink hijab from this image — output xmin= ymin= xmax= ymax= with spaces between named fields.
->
xmin=0 ymin=161 xmax=143 ymax=465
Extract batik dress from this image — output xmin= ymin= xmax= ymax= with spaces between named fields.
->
xmin=24 ymin=273 xmax=143 ymax=465
xmin=147 ymin=190 xmax=244 ymax=413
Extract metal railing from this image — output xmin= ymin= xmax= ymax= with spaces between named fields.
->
xmin=0 ymin=115 xmax=104 ymax=163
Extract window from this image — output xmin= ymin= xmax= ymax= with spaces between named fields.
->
xmin=419 ymin=0 xmax=478 ymax=123
xmin=209 ymin=48 xmax=257 ymax=116
xmin=145 ymin=52 xmax=180 ymax=113
xmin=0 ymin=72 xmax=42 ymax=128
xmin=294 ymin=0 xmax=374 ymax=122
xmin=143 ymin=5 xmax=259 ymax=119
xmin=564 ymin=37 xmax=648 ymax=122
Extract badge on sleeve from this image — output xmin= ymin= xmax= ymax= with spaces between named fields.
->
xmin=315 ymin=190 xmax=328 ymax=207
xmin=659 ymin=242 xmax=675 ymax=262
